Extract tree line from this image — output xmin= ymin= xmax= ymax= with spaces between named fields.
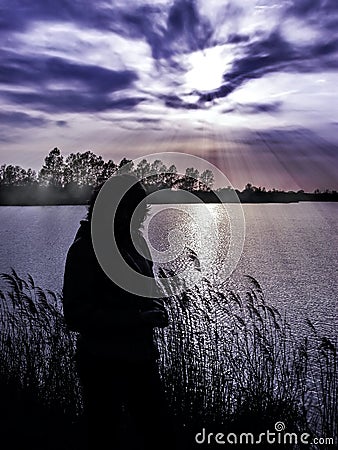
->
xmin=0 ymin=147 xmax=337 ymax=205
xmin=0 ymin=147 xmax=215 ymax=192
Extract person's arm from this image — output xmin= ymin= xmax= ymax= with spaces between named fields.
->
xmin=124 ymin=233 xmax=169 ymax=328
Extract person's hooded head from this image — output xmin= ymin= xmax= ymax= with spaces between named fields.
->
xmin=87 ymin=174 xmax=149 ymax=241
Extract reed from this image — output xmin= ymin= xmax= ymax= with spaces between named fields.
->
xmin=156 ymin=273 xmax=337 ymax=448
xmin=0 ymin=269 xmax=81 ymax=419
xmin=0 ymin=270 xmax=336 ymax=449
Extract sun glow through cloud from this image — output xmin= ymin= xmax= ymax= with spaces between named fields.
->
xmin=185 ymin=46 xmax=231 ymax=92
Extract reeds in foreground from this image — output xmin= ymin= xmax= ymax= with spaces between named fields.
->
xmin=0 ymin=270 xmax=81 ymax=418
xmin=0 ymin=270 xmax=336 ymax=450
xmin=156 ymin=273 xmax=337 ymax=448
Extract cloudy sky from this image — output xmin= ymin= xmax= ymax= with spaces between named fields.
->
xmin=1 ymin=0 xmax=338 ymax=190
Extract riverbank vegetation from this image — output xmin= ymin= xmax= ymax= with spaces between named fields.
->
xmin=0 ymin=270 xmax=336 ymax=449
xmin=1 ymin=148 xmax=337 ymax=205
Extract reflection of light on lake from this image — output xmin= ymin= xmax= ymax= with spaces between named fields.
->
xmin=144 ymin=204 xmax=232 ymax=287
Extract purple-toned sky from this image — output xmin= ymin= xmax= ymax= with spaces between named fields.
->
xmin=1 ymin=0 xmax=338 ymax=190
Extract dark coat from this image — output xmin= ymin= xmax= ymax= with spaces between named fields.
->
xmin=62 ymin=220 xmax=168 ymax=361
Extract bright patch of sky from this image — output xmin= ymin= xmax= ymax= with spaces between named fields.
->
xmin=0 ymin=0 xmax=337 ymax=189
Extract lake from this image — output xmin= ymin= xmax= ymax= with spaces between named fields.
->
xmin=0 ymin=203 xmax=337 ymax=336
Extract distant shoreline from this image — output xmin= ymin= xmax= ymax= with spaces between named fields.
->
xmin=1 ymin=201 xmax=337 ymax=206
xmin=0 ymin=186 xmax=337 ymax=206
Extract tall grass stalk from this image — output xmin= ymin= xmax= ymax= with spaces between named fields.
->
xmin=156 ymin=273 xmax=337 ymax=448
xmin=0 ymin=270 xmax=336 ymax=449
xmin=0 ymin=269 xmax=81 ymax=420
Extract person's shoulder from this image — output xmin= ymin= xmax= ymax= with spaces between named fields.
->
xmin=68 ymin=221 xmax=93 ymax=259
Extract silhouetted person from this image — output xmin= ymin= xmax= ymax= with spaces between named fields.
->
xmin=63 ymin=175 xmax=173 ymax=450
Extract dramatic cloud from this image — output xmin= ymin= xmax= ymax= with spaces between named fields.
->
xmin=0 ymin=110 xmax=49 ymax=127
xmin=0 ymin=51 xmax=138 ymax=93
xmin=0 ymin=49 xmax=140 ymax=112
xmin=0 ymin=0 xmax=337 ymax=189
xmin=1 ymin=90 xmax=145 ymax=113
xmin=222 ymin=101 xmax=283 ymax=115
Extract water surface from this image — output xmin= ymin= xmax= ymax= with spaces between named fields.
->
xmin=0 ymin=203 xmax=336 ymax=335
